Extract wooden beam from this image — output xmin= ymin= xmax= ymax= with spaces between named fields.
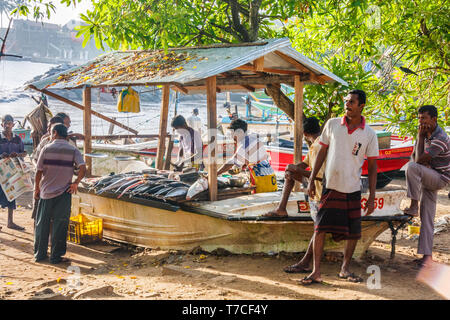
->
xmin=234 ymin=64 xmax=255 ymax=71
xmin=274 ymin=50 xmax=310 ymax=73
xmin=186 ymin=74 xmax=300 ymax=87
xmin=293 ymin=76 xmax=304 ymax=192
xmin=261 ymin=68 xmax=303 ymax=75
xmin=218 ymin=71 xmax=256 ymax=92
xmin=240 ymin=85 xmax=256 ymax=92
xmin=234 ymin=65 xmax=303 ymax=75
xmin=83 ymin=86 xmax=92 ymax=177
xmin=206 ymin=76 xmax=217 ymax=201
xmin=156 ymin=85 xmax=170 ymax=170
xmin=171 ymin=83 xmax=188 ymax=94
xmin=274 ymin=50 xmax=327 ymax=84
xmin=40 ymin=88 xmax=138 ymax=135
xmin=182 ymin=84 xmax=268 ymax=93
xmin=265 ymin=83 xmax=306 ymax=121
xmin=91 ymin=134 xmax=161 ymax=140
xmin=253 ymin=56 xmax=264 ymax=72
xmin=164 ymin=135 xmax=174 ymax=170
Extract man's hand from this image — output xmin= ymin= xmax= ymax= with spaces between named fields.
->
xmin=418 ymin=124 xmax=431 ymax=138
xmin=364 ymin=195 xmax=376 ymax=216
xmin=307 ymin=179 xmax=316 ymax=198
xmin=67 ymin=182 xmax=79 ymax=194
xmin=34 ymin=188 xmax=40 ymax=200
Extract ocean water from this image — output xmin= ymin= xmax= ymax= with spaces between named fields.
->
xmin=0 ymin=60 xmax=238 ymax=136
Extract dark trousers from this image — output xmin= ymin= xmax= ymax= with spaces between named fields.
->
xmin=34 ymin=192 xmax=72 ymax=263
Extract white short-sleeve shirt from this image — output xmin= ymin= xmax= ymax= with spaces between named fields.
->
xmin=319 ymin=116 xmax=379 ymax=193
xmin=228 ymin=133 xmax=269 ymax=167
xmin=177 ymin=128 xmax=203 ymax=165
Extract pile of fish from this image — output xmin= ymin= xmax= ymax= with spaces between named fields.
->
xmin=88 ymin=173 xmax=192 ymax=201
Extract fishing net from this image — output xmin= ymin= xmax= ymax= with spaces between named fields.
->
xmin=24 ymin=101 xmax=53 ymax=148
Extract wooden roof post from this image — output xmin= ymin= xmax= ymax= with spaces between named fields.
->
xmin=82 ymin=85 xmax=92 ymax=177
xmin=156 ymin=85 xmax=170 ymax=170
xmin=293 ymin=75 xmax=304 ymax=192
xmin=206 ymin=76 xmax=218 ymax=201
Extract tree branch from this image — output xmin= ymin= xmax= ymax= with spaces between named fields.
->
xmin=227 ymin=0 xmax=250 ymax=42
xmin=249 ymin=0 xmax=263 ymax=41
xmin=221 ymin=0 xmax=249 ymax=16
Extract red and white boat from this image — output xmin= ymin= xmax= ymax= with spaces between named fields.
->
xmin=266 ymin=134 xmax=414 ymax=188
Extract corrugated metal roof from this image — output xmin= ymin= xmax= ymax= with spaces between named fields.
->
xmin=27 ymin=38 xmax=347 ymax=91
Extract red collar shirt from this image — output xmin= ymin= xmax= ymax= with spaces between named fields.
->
xmin=319 ymin=116 xmax=379 ymax=193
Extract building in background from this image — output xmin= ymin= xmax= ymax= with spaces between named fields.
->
xmin=0 ymin=19 xmax=105 ymax=64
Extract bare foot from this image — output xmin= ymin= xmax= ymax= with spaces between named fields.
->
xmin=262 ymin=209 xmax=288 ymax=217
xmin=7 ymin=223 xmax=25 ymax=231
xmin=403 ymin=206 xmax=419 ymax=217
xmin=403 ymin=200 xmax=419 ymax=216
xmin=299 ymin=271 xmax=322 ymax=284
xmin=284 ymin=262 xmax=312 ymax=273
xmin=338 ymin=270 xmax=363 ymax=282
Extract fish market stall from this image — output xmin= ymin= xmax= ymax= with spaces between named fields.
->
xmin=27 ymin=38 xmax=411 ymax=258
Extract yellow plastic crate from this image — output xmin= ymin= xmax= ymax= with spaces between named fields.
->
xmin=68 ymin=213 xmax=103 ymax=244
xmin=408 ymin=225 xmax=420 ymax=235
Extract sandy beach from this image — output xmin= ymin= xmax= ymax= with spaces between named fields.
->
xmin=0 ymin=177 xmax=449 ymax=300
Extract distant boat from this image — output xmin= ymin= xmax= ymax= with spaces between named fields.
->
xmin=13 ymin=128 xmax=33 ymax=145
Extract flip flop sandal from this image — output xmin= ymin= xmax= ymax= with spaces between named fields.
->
xmin=284 ymin=265 xmax=312 ymax=274
xmin=297 ymin=276 xmax=332 ymax=286
xmin=338 ymin=273 xmax=363 ymax=283
xmin=298 ymin=276 xmax=324 ymax=286
xmin=50 ymin=257 xmax=71 ymax=264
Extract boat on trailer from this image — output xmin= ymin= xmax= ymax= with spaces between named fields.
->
xmin=73 ymin=186 xmax=407 ymax=258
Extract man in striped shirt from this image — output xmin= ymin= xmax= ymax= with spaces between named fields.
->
xmin=34 ymin=124 xmax=86 ymax=264
xmin=403 ymin=105 xmax=449 ymax=267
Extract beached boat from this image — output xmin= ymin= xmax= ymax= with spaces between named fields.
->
xmin=267 ymin=133 xmax=414 ymax=188
xmin=72 ymin=187 xmax=406 ymax=257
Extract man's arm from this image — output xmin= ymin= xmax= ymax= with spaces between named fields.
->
xmin=68 ymin=133 xmax=84 ymax=140
xmin=414 ymin=125 xmax=431 ymax=165
xmin=34 ymin=170 xmax=43 ymax=199
xmin=67 ymin=164 xmax=86 ymax=194
xmin=307 ymin=145 xmax=328 ymax=198
xmin=217 ymin=163 xmax=234 ymax=176
xmin=365 ymin=158 xmax=377 ymax=216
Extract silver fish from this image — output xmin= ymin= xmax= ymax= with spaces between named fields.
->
xmin=117 ymin=180 xmax=145 ymax=198
xmin=164 ymin=186 xmax=189 ymax=198
xmin=96 ymin=175 xmax=140 ymax=194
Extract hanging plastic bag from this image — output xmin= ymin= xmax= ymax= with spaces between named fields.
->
xmin=117 ymin=86 xmax=140 ymax=113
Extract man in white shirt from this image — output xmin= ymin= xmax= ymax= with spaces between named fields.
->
xmin=186 ymin=108 xmax=202 ymax=136
xmin=300 ymin=89 xmax=379 ymax=286
xmin=171 ymin=115 xmax=203 ymax=170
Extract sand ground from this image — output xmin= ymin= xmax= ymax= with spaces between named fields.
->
xmin=1 ymin=178 xmax=449 ymax=300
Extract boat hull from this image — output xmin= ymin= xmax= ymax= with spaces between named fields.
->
xmin=71 ymin=189 xmax=405 ymax=257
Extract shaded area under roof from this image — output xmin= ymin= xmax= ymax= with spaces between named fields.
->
xmin=27 ymin=38 xmax=347 ymax=93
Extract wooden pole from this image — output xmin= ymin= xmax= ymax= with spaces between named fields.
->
xmin=83 ymin=86 xmax=92 ymax=177
xmin=164 ymin=136 xmax=174 ymax=170
xmin=293 ymin=75 xmax=304 ymax=191
xmin=156 ymin=85 xmax=170 ymax=170
xmin=206 ymin=76 xmax=217 ymax=201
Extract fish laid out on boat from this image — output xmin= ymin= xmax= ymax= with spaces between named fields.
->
xmin=85 ymin=171 xmax=242 ymax=202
